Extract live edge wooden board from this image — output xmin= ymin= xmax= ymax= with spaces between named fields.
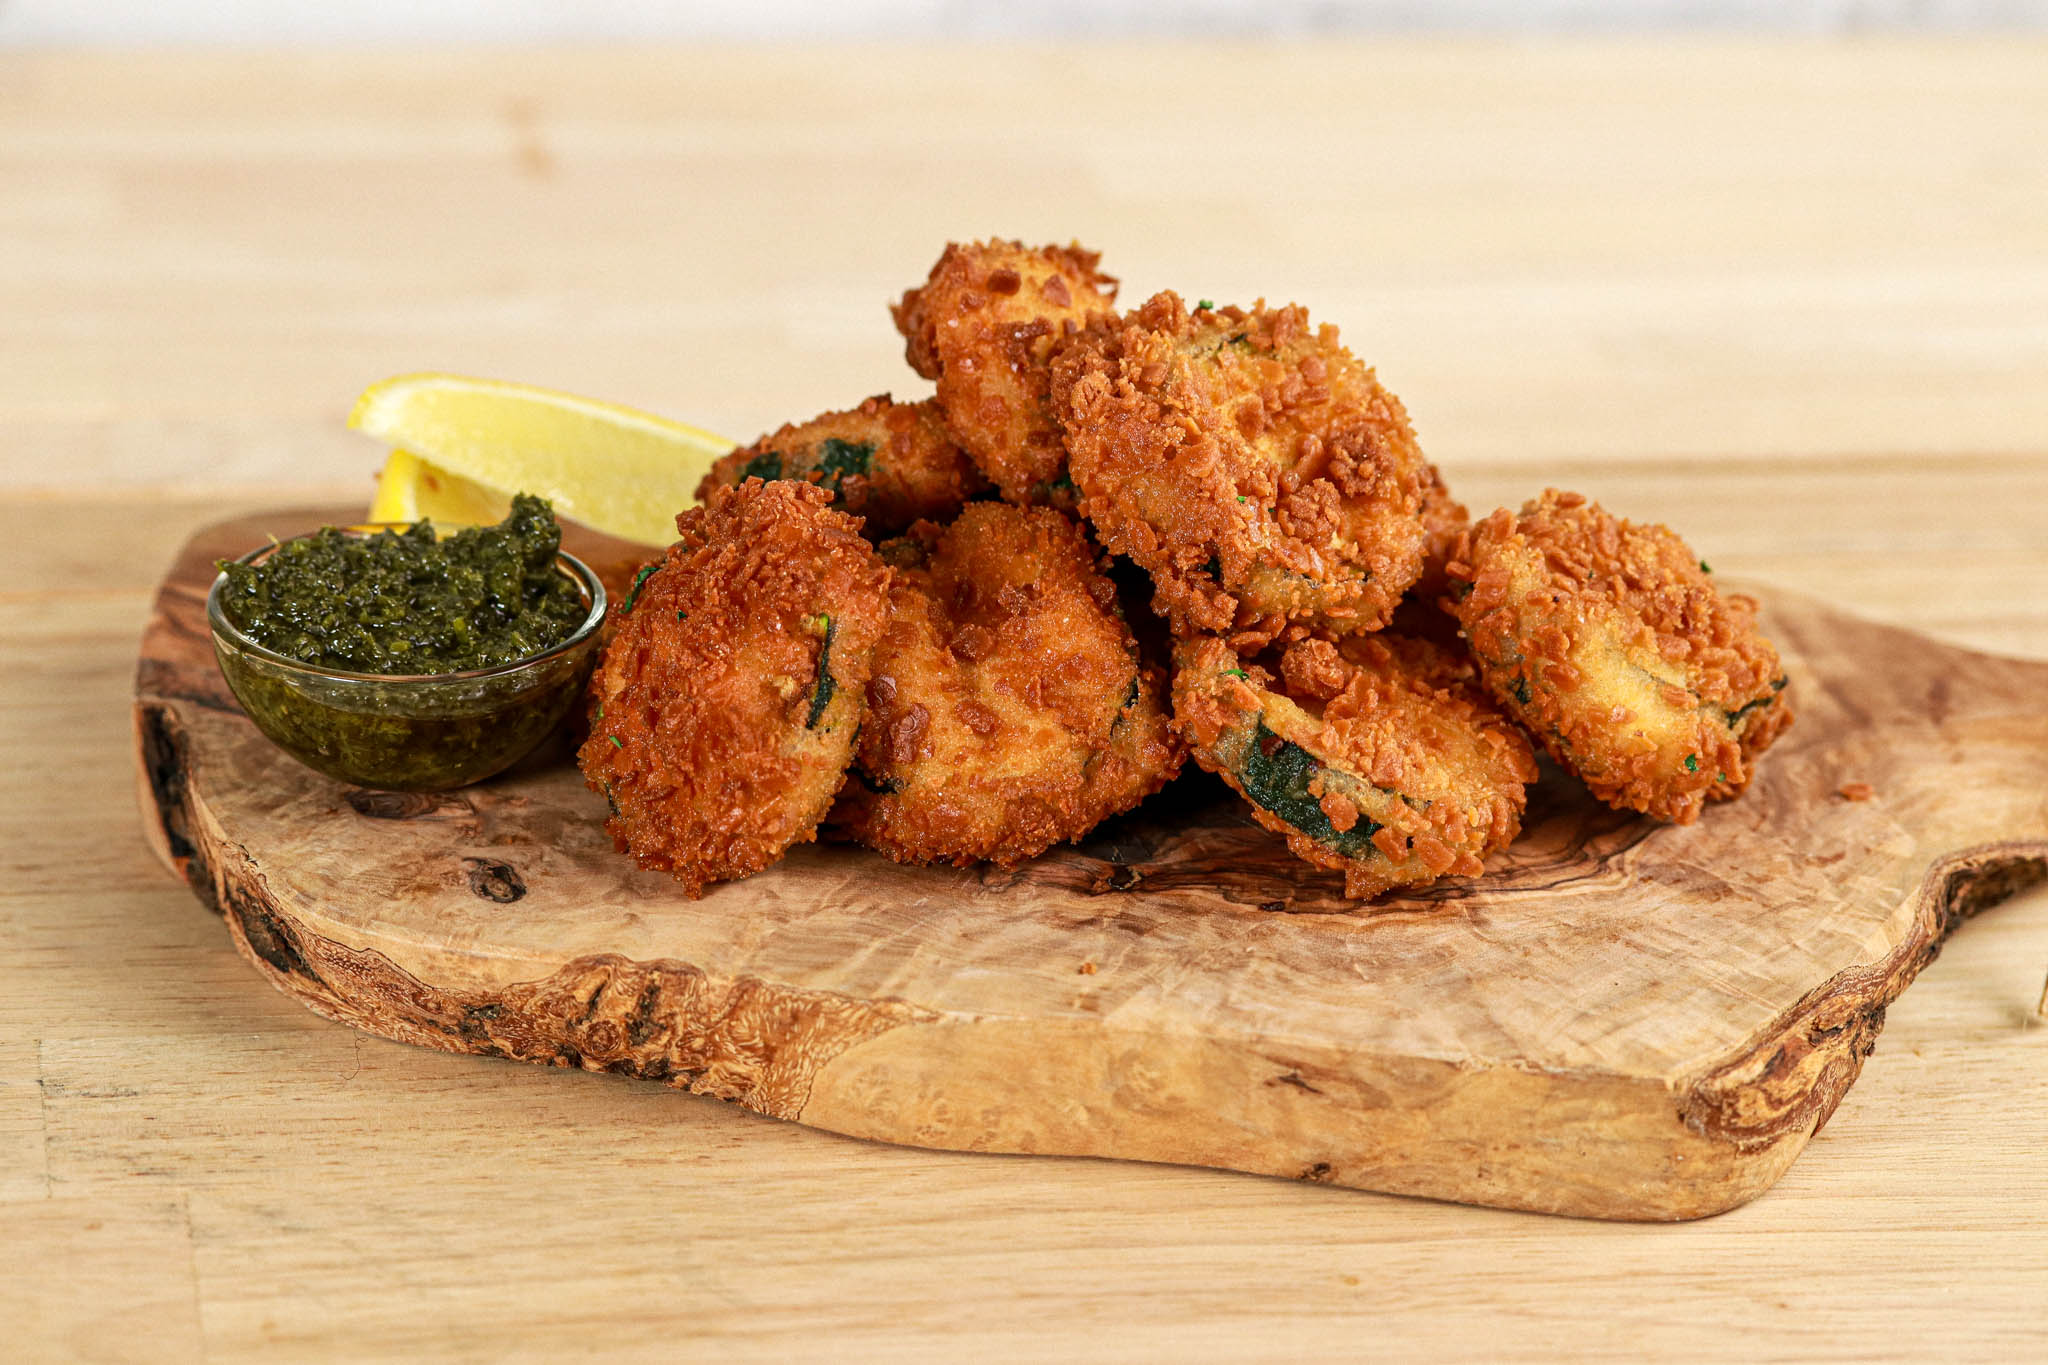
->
xmin=134 ymin=509 xmax=2048 ymax=1222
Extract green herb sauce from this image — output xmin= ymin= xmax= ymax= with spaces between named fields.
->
xmin=216 ymin=494 xmax=586 ymax=674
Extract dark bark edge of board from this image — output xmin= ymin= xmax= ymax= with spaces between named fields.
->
xmin=134 ymin=694 xmax=2047 ymax=1218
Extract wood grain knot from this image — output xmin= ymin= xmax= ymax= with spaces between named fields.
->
xmin=462 ymin=858 xmax=526 ymax=903
xmin=1088 ymin=863 xmax=1145 ymax=894
xmin=346 ymin=789 xmax=475 ymax=821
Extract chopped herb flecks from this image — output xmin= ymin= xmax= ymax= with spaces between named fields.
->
xmin=620 ymin=562 xmax=659 ymax=614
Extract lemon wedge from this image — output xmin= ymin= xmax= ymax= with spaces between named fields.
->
xmin=349 ymin=373 xmax=735 ymax=547
xmin=367 ymin=449 xmax=519 ymax=528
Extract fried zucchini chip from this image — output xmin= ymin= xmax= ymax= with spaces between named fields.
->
xmin=1449 ymin=488 xmax=1793 ymax=824
xmin=578 ymin=480 xmax=890 ymax=895
xmin=1053 ymin=291 xmax=1432 ymax=647
xmin=891 ymin=239 xmax=1119 ymax=506
xmin=1174 ymin=633 xmax=1537 ymax=899
xmin=834 ymin=502 xmax=1183 ymax=866
xmin=696 ymin=394 xmax=987 ymax=539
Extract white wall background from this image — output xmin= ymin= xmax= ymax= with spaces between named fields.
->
xmin=4 ymin=0 xmax=2046 ymax=44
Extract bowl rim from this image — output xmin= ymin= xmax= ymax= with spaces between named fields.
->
xmin=206 ymin=521 xmax=609 ymax=685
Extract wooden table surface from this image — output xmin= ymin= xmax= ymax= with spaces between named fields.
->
xmin=5 ymin=42 xmax=2046 ymax=1361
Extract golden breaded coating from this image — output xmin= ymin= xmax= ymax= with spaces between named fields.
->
xmin=1173 ymin=633 xmax=1537 ymax=900
xmin=891 ymin=239 xmax=1119 ymax=506
xmin=1414 ymin=462 xmax=1471 ymax=609
xmin=578 ymin=481 xmax=891 ymax=895
xmin=1385 ymin=462 xmax=1472 ymax=648
xmin=696 ymin=395 xmax=987 ymax=539
xmin=832 ymin=503 xmax=1183 ymax=867
xmin=1448 ymin=488 xmax=1793 ymax=824
xmin=1053 ymin=291 xmax=1432 ymax=647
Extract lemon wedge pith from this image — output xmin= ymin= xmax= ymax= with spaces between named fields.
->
xmin=349 ymin=373 xmax=734 ymax=548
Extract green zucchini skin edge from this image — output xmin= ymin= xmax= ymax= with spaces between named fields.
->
xmin=1230 ymin=717 xmax=1383 ymax=857
xmin=804 ymin=616 xmax=839 ymax=730
xmin=739 ymin=451 xmax=783 ymax=483
xmin=734 ymin=440 xmax=876 ymax=502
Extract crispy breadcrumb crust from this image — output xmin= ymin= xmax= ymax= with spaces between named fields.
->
xmin=696 ymin=394 xmax=988 ymax=539
xmin=1385 ymin=461 xmax=1472 ymax=648
xmin=1173 ymin=633 xmax=1537 ymax=899
xmin=1414 ymin=462 xmax=1471 ymax=610
xmin=1448 ymin=488 xmax=1793 ymax=824
xmin=1052 ymin=291 xmax=1430 ymax=648
xmin=890 ymin=239 xmax=1119 ymax=506
xmin=832 ymin=503 xmax=1183 ymax=867
xmin=577 ymin=481 xmax=891 ymax=896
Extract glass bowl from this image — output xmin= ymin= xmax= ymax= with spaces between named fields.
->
xmin=206 ymin=527 xmax=607 ymax=791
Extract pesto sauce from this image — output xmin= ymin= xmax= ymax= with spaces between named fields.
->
xmin=217 ymin=494 xmax=586 ymax=674
xmin=1238 ymin=719 xmax=1383 ymax=857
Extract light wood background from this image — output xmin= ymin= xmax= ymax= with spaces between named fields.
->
xmin=4 ymin=42 xmax=2046 ymax=1362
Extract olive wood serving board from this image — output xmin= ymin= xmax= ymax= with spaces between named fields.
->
xmin=134 ymin=508 xmax=2048 ymax=1221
